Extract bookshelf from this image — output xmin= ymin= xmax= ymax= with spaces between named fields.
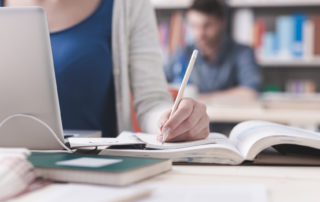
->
xmin=151 ymin=0 xmax=320 ymax=93
xmin=151 ymin=0 xmax=192 ymax=9
xmin=228 ymin=0 xmax=320 ymax=8
xmin=259 ymin=59 xmax=320 ymax=68
xmin=152 ymin=0 xmax=320 ymax=9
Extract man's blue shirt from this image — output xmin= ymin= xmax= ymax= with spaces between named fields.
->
xmin=164 ymin=36 xmax=262 ymax=93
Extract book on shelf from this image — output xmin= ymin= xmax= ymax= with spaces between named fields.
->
xmin=292 ymin=14 xmax=307 ymax=57
xmin=157 ymin=11 xmax=193 ymax=63
xmin=304 ymin=19 xmax=315 ymax=59
xmin=168 ymin=12 xmax=185 ymax=55
xmin=155 ymin=3 xmax=320 ymax=65
xmin=28 ymin=152 xmax=171 ymax=186
xmin=312 ymin=15 xmax=320 ymax=57
xmin=232 ymin=8 xmax=255 ymax=47
xmin=255 ymin=13 xmax=320 ymax=62
xmin=253 ymin=18 xmax=266 ymax=51
xmin=99 ymin=120 xmax=320 ymax=165
xmin=285 ymin=79 xmax=316 ymax=94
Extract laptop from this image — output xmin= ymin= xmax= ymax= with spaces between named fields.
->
xmin=0 ymin=7 xmax=98 ymax=150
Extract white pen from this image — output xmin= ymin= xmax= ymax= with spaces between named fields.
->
xmin=162 ymin=49 xmax=198 ymax=143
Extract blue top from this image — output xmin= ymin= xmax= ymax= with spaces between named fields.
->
xmin=164 ymin=35 xmax=262 ymax=93
xmin=51 ymin=0 xmax=117 ymax=137
xmin=0 ymin=0 xmax=117 ymax=137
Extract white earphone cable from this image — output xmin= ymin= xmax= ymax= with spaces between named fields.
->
xmin=0 ymin=114 xmax=72 ymax=152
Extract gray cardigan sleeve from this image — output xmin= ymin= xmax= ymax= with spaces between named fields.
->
xmin=128 ymin=0 xmax=173 ymax=133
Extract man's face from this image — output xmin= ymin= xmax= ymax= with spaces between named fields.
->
xmin=187 ymin=10 xmax=225 ymax=50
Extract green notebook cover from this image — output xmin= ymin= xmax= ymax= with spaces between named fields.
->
xmin=28 ymin=152 xmax=167 ymax=172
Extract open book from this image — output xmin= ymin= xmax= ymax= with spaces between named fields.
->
xmin=100 ymin=120 xmax=320 ymax=165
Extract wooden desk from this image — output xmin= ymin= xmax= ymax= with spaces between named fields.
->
xmin=141 ymin=165 xmax=320 ymax=202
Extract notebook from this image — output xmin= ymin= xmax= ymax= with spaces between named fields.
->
xmin=99 ymin=120 xmax=320 ymax=165
xmin=28 ymin=153 xmax=171 ymax=186
xmin=67 ymin=131 xmax=216 ymax=149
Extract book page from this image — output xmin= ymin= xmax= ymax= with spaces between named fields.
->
xmin=101 ymin=136 xmax=244 ymax=165
xmin=68 ymin=132 xmax=144 ymax=148
xmin=135 ymin=132 xmax=224 ymax=150
xmin=229 ymin=120 xmax=320 ymax=160
xmin=101 ymin=132 xmax=244 ymax=164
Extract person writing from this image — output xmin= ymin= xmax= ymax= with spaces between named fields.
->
xmin=165 ymin=0 xmax=262 ymax=101
xmin=1 ymin=0 xmax=209 ymax=142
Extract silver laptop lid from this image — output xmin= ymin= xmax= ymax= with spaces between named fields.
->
xmin=0 ymin=7 xmax=64 ymax=150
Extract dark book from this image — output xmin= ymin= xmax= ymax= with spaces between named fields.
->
xmin=28 ymin=152 xmax=171 ymax=186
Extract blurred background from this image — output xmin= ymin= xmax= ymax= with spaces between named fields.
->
xmin=148 ymin=0 xmax=320 ymax=134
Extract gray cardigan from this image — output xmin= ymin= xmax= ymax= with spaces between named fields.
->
xmin=112 ymin=0 xmax=172 ymax=134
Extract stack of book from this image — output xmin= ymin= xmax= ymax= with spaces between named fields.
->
xmin=0 ymin=147 xmax=171 ymax=200
xmin=28 ymin=152 xmax=171 ymax=186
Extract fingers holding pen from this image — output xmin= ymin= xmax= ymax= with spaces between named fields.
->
xmin=159 ymin=98 xmax=209 ymax=142
xmin=161 ymin=98 xmax=194 ymax=140
xmin=157 ymin=109 xmax=170 ymax=132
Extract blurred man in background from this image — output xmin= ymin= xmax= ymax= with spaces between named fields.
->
xmin=164 ymin=0 xmax=262 ymax=102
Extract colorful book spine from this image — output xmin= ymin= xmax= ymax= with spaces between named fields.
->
xmin=303 ymin=19 xmax=315 ymax=60
xmin=262 ymin=32 xmax=276 ymax=58
xmin=312 ymin=15 xmax=320 ymax=58
xmin=157 ymin=11 xmax=190 ymax=64
xmin=286 ymin=80 xmax=316 ymax=94
xmin=292 ymin=14 xmax=307 ymax=58
xmin=232 ymin=8 xmax=255 ymax=46
xmin=276 ymin=15 xmax=294 ymax=58
xmin=254 ymin=18 xmax=266 ymax=50
xmin=255 ymin=13 xmax=320 ymax=61
xmin=168 ymin=12 xmax=184 ymax=55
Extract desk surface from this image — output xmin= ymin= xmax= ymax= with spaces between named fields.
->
xmin=14 ymin=165 xmax=320 ymax=202
xmin=142 ymin=165 xmax=320 ymax=202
